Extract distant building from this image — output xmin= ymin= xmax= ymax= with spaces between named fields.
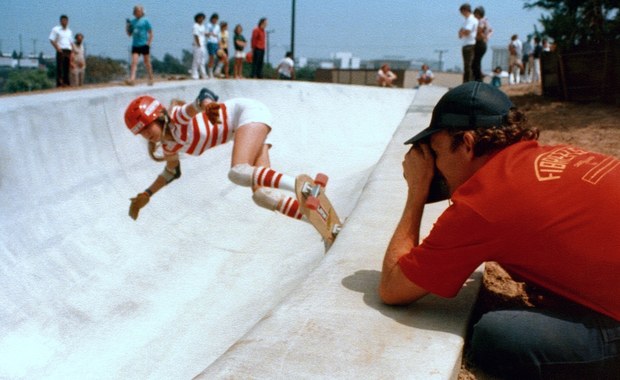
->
xmin=0 ymin=54 xmax=43 ymax=69
xmin=491 ymin=46 xmax=509 ymax=71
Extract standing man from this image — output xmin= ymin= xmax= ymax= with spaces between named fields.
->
xmin=205 ymin=13 xmax=220 ymax=79
xmin=458 ymin=3 xmax=478 ymax=83
xmin=251 ymin=17 xmax=268 ymax=79
xmin=380 ymin=81 xmax=620 ymax=378
xmin=49 ymin=15 xmax=73 ymax=87
xmin=126 ymin=5 xmax=154 ymax=86
xmin=191 ymin=13 xmax=207 ymax=80
xmin=508 ymin=34 xmax=524 ymax=85
xmin=531 ymin=36 xmax=543 ymax=83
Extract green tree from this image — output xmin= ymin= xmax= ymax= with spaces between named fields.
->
xmin=181 ymin=49 xmax=193 ymax=69
xmin=4 ymin=69 xmax=54 ymax=93
xmin=85 ymin=55 xmax=126 ymax=84
xmin=151 ymin=53 xmax=188 ymax=75
xmin=525 ymin=0 xmax=620 ymax=51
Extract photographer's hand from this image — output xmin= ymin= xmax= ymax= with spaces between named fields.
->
xmin=403 ymin=143 xmax=435 ymax=202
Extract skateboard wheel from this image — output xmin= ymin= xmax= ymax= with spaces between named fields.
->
xmin=315 ymin=173 xmax=328 ymax=187
xmin=306 ymin=196 xmax=320 ymax=210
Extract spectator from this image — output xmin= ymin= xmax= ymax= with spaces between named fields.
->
xmin=473 ymin=6 xmax=492 ymax=82
xmin=490 ymin=65 xmax=502 ymax=87
xmin=417 ymin=64 xmax=434 ymax=86
xmin=233 ymin=24 xmax=247 ymax=79
xmin=126 ymin=5 xmax=154 ymax=86
xmin=458 ymin=3 xmax=478 ymax=83
xmin=380 ymin=81 xmax=620 ymax=379
xmin=70 ymin=33 xmax=86 ymax=86
xmin=508 ymin=34 xmax=524 ymax=85
xmin=214 ymin=21 xmax=229 ymax=78
xmin=531 ymin=36 xmax=543 ymax=83
xmin=522 ymin=35 xmax=534 ymax=83
xmin=276 ymin=51 xmax=295 ymax=80
xmin=205 ymin=13 xmax=220 ymax=79
xmin=376 ymin=64 xmax=397 ymax=87
xmin=49 ymin=15 xmax=73 ymax=87
xmin=191 ymin=13 xmax=207 ymax=80
xmin=251 ymin=17 xmax=268 ymax=79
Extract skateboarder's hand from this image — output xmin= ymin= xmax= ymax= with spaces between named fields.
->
xmin=129 ymin=192 xmax=150 ymax=220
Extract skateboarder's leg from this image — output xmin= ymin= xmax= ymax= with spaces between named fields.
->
xmin=229 ymin=124 xmax=296 ymax=192
xmin=253 ymin=187 xmax=303 ymax=220
xmin=229 ymin=123 xmax=301 ymax=220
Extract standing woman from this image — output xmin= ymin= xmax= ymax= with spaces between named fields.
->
xmin=472 ymin=6 xmax=492 ymax=82
xmin=233 ymin=24 xmax=247 ymax=79
xmin=125 ymin=88 xmax=304 ymax=221
xmin=215 ymin=21 xmax=230 ymax=78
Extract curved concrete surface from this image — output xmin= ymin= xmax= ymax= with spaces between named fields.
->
xmin=0 ymin=81 xmax=415 ymax=378
xmin=194 ymin=86 xmax=482 ymax=380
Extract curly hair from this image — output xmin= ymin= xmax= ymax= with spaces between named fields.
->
xmin=448 ymin=108 xmax=539 ymax=156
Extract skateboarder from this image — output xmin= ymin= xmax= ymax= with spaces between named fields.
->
xmin=124 ymin=88 xmax=304 ymax=221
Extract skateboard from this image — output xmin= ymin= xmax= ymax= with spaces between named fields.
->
xmin=295 ymin=173 xmax=342 ymax=247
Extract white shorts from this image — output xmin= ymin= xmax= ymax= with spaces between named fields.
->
xmin=225 ymin=98 xmax=273 ymax=145
xmin=234 ymin=50 xmax=245 ymax=59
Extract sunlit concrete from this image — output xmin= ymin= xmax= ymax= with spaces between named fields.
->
xmin=0 ymin=80 xmax=422 ymax=379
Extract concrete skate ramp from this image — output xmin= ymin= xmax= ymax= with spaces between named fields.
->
xmin=0 ymin=81 xmax=416 ymax=378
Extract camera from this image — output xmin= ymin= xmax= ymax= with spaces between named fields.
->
xmin=426 ymin=170 xmax=450 ymax=204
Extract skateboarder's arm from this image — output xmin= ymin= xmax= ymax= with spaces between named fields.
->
xmin=144 ymin=154 xmax=181 ymax=196
xmin=128 ymin=154 xmax=180 ymax=220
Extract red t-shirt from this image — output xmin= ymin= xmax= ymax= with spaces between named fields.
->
xmin=251 ymin=27 xmax=266 ymax=50
xmin=398 ymin=141 xmax=620 ymax=321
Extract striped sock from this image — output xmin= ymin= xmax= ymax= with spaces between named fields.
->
xmin=253 ymin=166 xmax=296 ymax=192
xmin=278 ymin=196 xmax=303 ymax=220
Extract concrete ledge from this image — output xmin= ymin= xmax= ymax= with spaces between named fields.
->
xmin=194 ymin=85 xmax=483 ymax=379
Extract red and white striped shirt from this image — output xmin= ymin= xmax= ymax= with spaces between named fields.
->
xmin=163 ymin=98 xmax=273 ymax=156
xmin=163 ymin=103 xmax=232 ymax=156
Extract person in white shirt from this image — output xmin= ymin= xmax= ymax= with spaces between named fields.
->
xmin=458 ymin=3 xmax=478 ymax=83
xmin=377 ymin=64 xmax=397 ymax=87
xmin=508 ymin=34 xmax=524 ymax=84
xmin=191 ymin=13 xmax=207 ymax=79
xmin=417 ymin=64 xmax=434 ymax=86
xmin=49 ymin=15 xmax=73 ymax=87
xmin=205 ymin=13 xmax=221 ymax=78
xmin=276 ymin=52 xmax=295 ymax=80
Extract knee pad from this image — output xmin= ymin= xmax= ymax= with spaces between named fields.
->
xmin=252 ymin=188 xmax=284 ymax=211
xmin=228 ymin=164 xmax=254 ymax=187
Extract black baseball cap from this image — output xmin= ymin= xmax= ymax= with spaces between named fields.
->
xmin=405 ymin=81 xmax=513 ymax=144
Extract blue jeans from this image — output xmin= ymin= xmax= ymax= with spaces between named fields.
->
xmin=471 ymin=307 xmax=620 ymax=379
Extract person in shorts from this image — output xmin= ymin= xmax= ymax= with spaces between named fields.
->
xmin=126 ymin=5 xmax=154 ymax=85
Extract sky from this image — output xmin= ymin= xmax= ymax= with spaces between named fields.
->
xmin=2 ymin=0 xmax=548 ymax=71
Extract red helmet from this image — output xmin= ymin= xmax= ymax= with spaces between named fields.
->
xmin=124 ymin=95 xmax=165 ymax=135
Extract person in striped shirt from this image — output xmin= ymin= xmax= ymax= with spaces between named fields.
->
xmin=125 ymin=87 xmax=303 ymax=221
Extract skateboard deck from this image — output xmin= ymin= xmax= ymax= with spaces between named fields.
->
xmin=295 ymin=173 xmax=342 ymax=247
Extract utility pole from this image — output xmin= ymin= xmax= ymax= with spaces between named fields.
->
xmin=290 ymin=0 xmax=296 ymax=57
xmin=32 ymin=39 xmax=37 ymax=56
xmin=434 ymin=49 xmax=448 ymax=72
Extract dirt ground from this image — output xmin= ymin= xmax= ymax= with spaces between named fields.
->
xmin=458 ymin=83 xmax=620 ymax=380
